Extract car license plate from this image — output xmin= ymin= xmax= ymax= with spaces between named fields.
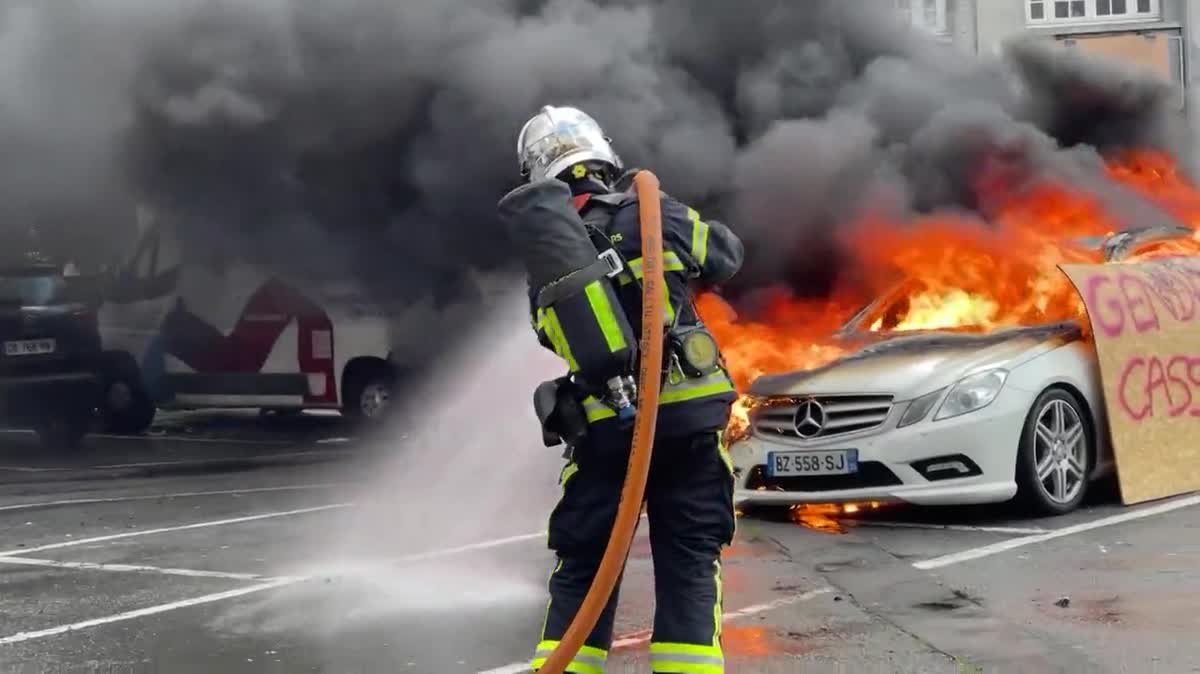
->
xmin=4 ymin=339 xmax=55 ymax=357
xmin=767 ymin=449 xmax=858 ymax=477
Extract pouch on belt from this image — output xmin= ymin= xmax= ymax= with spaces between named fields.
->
xmin=534 ymin=376 xmax=589 ymax=450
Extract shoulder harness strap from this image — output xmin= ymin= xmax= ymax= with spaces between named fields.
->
xmin=534 ymin=191 xmax=632 ymax=310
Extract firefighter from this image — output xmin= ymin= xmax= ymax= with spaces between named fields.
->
xmin=497 ymin=105 xmax=745 ymax=674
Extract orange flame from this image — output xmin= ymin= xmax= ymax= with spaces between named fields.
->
xmin=789 ymin=501 xmax=886 ymax=533
xmin=704 ymin=149 xmax=1200 ymax=438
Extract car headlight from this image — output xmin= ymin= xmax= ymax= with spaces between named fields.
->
xmin=934 ymin=368 xmax=1009 ymax=421
xmin=897 ymin=387 xmax=946 ymax=428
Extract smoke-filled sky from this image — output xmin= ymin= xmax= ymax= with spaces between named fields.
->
xmin=0 ymin=0 xmax=1190 ymax=313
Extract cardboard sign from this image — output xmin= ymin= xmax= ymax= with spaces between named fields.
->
xmin=1059 ymin=257 xmax=1200 ymax=504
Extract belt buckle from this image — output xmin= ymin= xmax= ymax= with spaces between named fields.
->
xmin=597 ymin=249 xmax=624 ymax=277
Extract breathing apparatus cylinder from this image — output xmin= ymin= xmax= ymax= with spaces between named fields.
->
xmin=498 ymin=179 xmax=639 ymax=419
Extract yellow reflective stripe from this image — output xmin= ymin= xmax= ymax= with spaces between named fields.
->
xmin=616 ymin=256 xmax=677 ymax=324
xmin=582 ymin=373 xmax=734 ymax=424
xmin=659 ymin=371 xmax=735 ymax=405
xmin=583 ymin=281 xmax=627 ymax=352
xmin=617 ymin=254 xmax=686 ymax=287
xmin=582 ymin=395 xmax=618 ymax=422
xmin=713 ymin=559 xmax=723 ymax=647
xmin=537 ymin=559 xmax=564 ymax=644
xmin=717 ymin=436 xmax=734 ymax=476
xmin=646 ymin=660 xmax=722 ymax=674
xmin=532 ymin=640 xmax=607 ymax=674
xmin=534 ymin=640 xmax=607 ymax=659
xmin=688 ymin=207 xmax=710 ymax=268
xmin=650 ymin=642 xmax=723 ymax=657
xmin=649 ymin=640 xmax=724 ymax=673
xmin=537 ymin=307 xmax=580 ymax=371
xmin=716 ymin=431 xmax=737 ymax=545
xmin=559 ymin=461 xmax=579 ymax=488
xmin=626 ymin=252 xmax=686 ymax=275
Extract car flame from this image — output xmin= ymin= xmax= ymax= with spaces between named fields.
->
xmin=704 ymin=149 xmax=1200 ymax=441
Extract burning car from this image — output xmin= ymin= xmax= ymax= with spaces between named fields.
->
xmin=726 ymin=225 xmax=1198 ymax=516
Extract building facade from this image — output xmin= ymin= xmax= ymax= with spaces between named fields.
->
xmin=895 ymin=0 xmax=1191 ymax=111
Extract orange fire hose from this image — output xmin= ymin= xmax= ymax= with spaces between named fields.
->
xmin=536 ymin=170 xmax=666 ymax=673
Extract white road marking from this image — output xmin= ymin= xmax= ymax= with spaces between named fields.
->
xmin=475 ymin=588 xmax=835 ymax=674
xmin=367 ymin=514 xmax=649 ymax=567
xmin=91 ymin=449 xmax=352 ymax=469
xmin=0 ymin=577 xmax=303 ymax=645
xmin=93 ymin=431 xmax=295 ymax=443
xmin=91 ymin=434 xmax=293 ymax=445
xmin=0 ymin=465 xmax=68 ymax=473
xmin=316 ymin=437 xmax=352 ymax=444
xmin=913 ymin=493 xmax=1200 ymax=570
xmin=0 ymin=524 xmax=561 ymax=645
xmin=1 ymin=428 xmax=297 ymax=446
xmin=392 ymin=531 xmax=547 ymax=563
xmin=0 ymin=504 xmax=352 ymax=558
xmin=0 ymin=484 xmax=345 ymax=513
xmin=853 ymin=520 xmax=1046 ymax=535
xmin=0 ymin=556 xmax=284 ymax=582
xmin=723 ymin=588 xmax=834 ymax=617
xmin=0 ymin=450 xmax=351 ymax=475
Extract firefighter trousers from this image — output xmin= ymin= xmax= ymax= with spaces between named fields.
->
xmin=531 ymin=430 xmax=737 ymax=674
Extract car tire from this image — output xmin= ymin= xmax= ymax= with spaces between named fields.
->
xmin=1015 ymin=387 xmax=1093 ymax=517
xmin=341 ymin=364 xmax=395 ymax=425
xmin=100 ymin=365 xmax=156 ymax=435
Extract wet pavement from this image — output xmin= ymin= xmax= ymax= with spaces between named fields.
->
xmin=0 ymin=413 xmax=1197 ymax=673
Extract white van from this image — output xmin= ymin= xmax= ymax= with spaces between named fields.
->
xmin=95 ymin=211 xmax=485 ymax=434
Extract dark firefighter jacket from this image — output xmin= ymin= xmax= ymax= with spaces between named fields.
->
xmin=527 ymin=176 xmax=745 ymax=440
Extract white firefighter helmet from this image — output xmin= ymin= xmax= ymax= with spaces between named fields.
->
xmin=516 ymin=105 xmax=623 ymax=182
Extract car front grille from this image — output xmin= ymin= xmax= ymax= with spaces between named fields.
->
xmin=752 ymin=394 xmax=894 ymax=440
xmin=742 ymin=463 xmax=903 ymax=492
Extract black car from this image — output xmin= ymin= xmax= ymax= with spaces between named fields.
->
xmin=0 ymin=264 xmax=102 ymax=449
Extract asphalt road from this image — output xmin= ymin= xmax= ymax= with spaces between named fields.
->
xmin=0 ymin=412 xmax=1197 ymax=674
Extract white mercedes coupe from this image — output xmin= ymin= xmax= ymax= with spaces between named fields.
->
xmin=730 ymin=226 xmax=1193 ymax=516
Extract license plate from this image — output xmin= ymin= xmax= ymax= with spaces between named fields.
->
xmin=4 ymin=339 xmax=55 ymax=357
xmin=767 ymin=449 xmax=858 ymax=477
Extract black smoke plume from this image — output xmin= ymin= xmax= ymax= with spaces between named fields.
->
xmin=0 ymin=0 xmax=1190 ymax=329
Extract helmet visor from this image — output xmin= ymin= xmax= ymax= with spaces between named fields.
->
xmin=520 ymin=116 xmax=610 ymax=180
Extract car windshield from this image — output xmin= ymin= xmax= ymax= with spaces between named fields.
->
xmin=0 ymin=270 xmax=67 ymax=305
xmin=839 ymin=279 xmax=983 ymax=335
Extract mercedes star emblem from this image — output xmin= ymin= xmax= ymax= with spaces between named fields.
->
xmin=793 ymin=399 xmax=826 ymax=438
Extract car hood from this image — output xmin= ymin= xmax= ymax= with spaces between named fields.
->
xmin=747 ymin=322 xmax=1081 ymax=401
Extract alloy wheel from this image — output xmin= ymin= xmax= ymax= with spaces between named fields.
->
xmin=1032 ymin=398 xmax=1087 ymax=505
